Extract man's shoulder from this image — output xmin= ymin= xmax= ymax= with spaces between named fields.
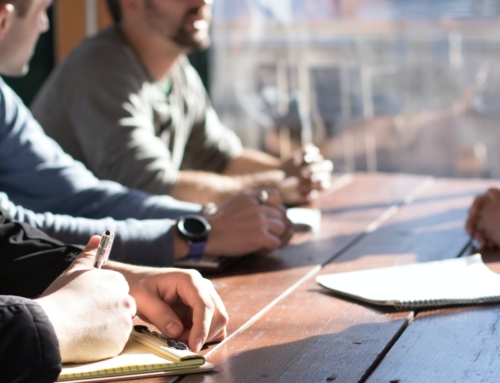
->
xmin=59 ymin=27 xmax=144 ymax=79
xmin=0 ymin=77 xmax=25 ymax=121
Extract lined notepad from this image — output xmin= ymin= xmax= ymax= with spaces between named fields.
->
xmin=58 ymin=328 xmax=213 ymax=381
xmin=316 ymin=254 xmax=500 ymax=310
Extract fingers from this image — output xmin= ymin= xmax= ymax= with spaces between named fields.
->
xmin=250 ymin=190 xmax=292 ymax=246
xmin=302 ymin=160 xmax=334 ymax=178
xmin=125 ymin=294 xmax=137 ymax=319
xmin=299 ymin=161 xmax=333 ymax=194
xmin=68 ymin=235 xmax=102 ymax=271
xmin=184 ymin=277 xmax=228 ymax=352
xmin=474 ymin=228 xmax=487 ymax=248
xmin=132 ymin=270 xmax=228 ymax=352
xmin=137 ymin=290 xmax=185 ymax=339
xmin=259 ymin=229 xmax=284 ymax=252
xmin=280 ymin=217 xmax=294 ymax=247
xmin=258 ymin=204 xmax=293 ymax=250
xmin=283 ymin=145 xmax=329 ymax=178
xmin=486 ymin=189 xmax=496 ymax=201
xmin=251 ymin=188 xmax=285 ymax=210
xmin=466 ymin=195 xmax=485 ymax=236
xmin=205 ymin=282 xmax=228 ymax=343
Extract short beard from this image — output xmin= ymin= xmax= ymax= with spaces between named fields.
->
xmin=172 ymin=30 xmax=210 ymax=52
xmin=144 ymin=0 xmax=210 ymax=52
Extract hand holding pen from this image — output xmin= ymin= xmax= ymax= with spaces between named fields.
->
xmin=94 ymin=230 xmax=115 ymax=269
xmin=36 ymin=235 xmax=135 ymax=363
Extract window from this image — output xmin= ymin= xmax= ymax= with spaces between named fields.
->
xmin=210 ymin=0 xmax=500 ymax=178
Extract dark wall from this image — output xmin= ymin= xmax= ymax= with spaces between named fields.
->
xmin=188 ymin=49 xmax=210 ymax=93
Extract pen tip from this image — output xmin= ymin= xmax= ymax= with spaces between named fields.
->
xmin=105 ymin=230 xmax=111 ymax=235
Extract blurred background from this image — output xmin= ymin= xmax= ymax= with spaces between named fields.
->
xmin=9 ymin=0 xmax=500 ymax=179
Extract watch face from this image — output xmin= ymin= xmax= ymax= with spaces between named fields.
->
xmin=178 ymin=215 xmax=211 ymax=241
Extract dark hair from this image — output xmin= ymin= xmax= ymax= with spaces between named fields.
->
xmin=106 ymin=0 xmax=121 ymax=24
xmin=0 ymin=0 xmax=33 ymax=17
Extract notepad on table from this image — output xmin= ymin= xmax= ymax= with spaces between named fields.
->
xmin=287 ymin=207 xmax=321 ymax=232
xmin=58 ymin=325 xmax=213 ymax=382
xmin=316 ymin=254 xmax=500 ymax=310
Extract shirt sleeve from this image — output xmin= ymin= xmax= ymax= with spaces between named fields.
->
xmin=0 ymin=77 xmax=201 ymax=223
xmin=0 ymin=192 xmax=176 ymax=267
xmin=0 ymin=296 xmax=61 ymax=383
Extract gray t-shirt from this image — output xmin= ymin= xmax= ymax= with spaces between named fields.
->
xmin=32 ymin=27 xmax=243 ymax=195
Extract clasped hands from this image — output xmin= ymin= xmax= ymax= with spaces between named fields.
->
xmin=35 ymin=236 xmax=228 ymax=363
xmin=279 ymin=144 xmax=333 ymax=206
xmin=466 ymin=188 xmax=500 ymax=248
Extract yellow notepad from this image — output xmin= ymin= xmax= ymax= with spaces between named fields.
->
xmin=58 ymin=326 xmax=213 ymax=382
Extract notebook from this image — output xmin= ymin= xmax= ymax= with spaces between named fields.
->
xmin=316 ymin=254 xmax=500 ymax=310
xmin=58 ymin=325 xmax=213 ymax=382
xmin=287 ymin=207 xmax=321 ymax=233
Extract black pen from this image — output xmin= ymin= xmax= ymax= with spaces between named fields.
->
xmin=94 ymin=230 xmax=114 ymax=269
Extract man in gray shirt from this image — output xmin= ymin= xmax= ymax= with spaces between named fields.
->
xmin=32 ymin=0 xmax=333 ymax=206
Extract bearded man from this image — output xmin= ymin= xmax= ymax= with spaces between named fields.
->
xmin=31 ymin=0 xmax=333 ymax=206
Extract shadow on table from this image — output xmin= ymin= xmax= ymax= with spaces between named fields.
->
xmin=190 ymin=321 xmax=410 ymax=383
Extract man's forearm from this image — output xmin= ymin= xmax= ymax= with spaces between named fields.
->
xmin=0 ymin=192 xmax=178 ymax=267
xmin=223 ymin=148 xmax=282 ymax=175
xmin=170 ymin=170 xmax=286 ymax=205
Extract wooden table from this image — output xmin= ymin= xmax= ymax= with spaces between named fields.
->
xmin=126 ymin=173 xmax=500 ymax=383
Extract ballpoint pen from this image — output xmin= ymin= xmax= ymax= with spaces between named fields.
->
xmin=94 ymin=230 xmax=114 ymax=269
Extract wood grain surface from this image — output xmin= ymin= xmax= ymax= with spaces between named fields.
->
xmin=178 ymin=178 xmax=495 ymax=383
xmin=365 ymin=248 xmax=500 ymax=383
xmin=208 ymin=173 xmax=427 ymax=337
xmin=365 ymin=305 xmax=500 ymax=383
xmin=94 ymin=175 xmax=500 ymax=383
xmin=114 ymin=173 xmax=426 ymax=383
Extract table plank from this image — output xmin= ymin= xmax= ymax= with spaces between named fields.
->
xmin=365 ymin=305 xmax=500 ymax=383
xmin=178 ymin=178 xmax=492 ymax=383
xmin=329 ymin=177 xmax=493 ymax=272
xmin=365 ymin=249 xmax=500 ymax=383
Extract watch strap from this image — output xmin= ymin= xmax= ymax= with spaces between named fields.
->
xmin=186 ymin=240 xmax=207 ymax=260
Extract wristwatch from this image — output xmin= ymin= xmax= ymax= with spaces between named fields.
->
xmin=176 ymin=214 xmax=211 ymax=259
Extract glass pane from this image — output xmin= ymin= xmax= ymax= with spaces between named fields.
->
xmin=210 ymin=0 xmax=500 ymax=178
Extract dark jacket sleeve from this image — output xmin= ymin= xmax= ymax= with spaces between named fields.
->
xmin=0 ymin=207 xmax=82 ymax=298
xmin=0 ymin=296 xmax=61 ymax=383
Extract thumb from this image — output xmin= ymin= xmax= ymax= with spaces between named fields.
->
xmin=69 ymin=235 xmax=102 ymax=271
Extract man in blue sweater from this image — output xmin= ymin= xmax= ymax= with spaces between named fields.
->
xmin=0 ymin=1 xmax=292 ymax=267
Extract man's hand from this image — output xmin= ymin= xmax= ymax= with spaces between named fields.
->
xmin=204 ymin=189 xmax=294 ymax=256
xmin=468 ymin=188 xmax=500 ymax=248
xmin=35 ymin=236 xmax=136 ymax=363
xmin=280 ymin=144 xmax=333 ymax=205
xmin=466 ymin=193 xmax=486 ymax=240
xmin=105 ymin=264 xmax=229 ymax=353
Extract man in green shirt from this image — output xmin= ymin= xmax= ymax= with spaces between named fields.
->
xmin=32 ymin=0 xmax=333 ymax=206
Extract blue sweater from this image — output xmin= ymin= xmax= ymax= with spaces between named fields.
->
xmin=0 ymin=78 xmax=201 ymax=266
